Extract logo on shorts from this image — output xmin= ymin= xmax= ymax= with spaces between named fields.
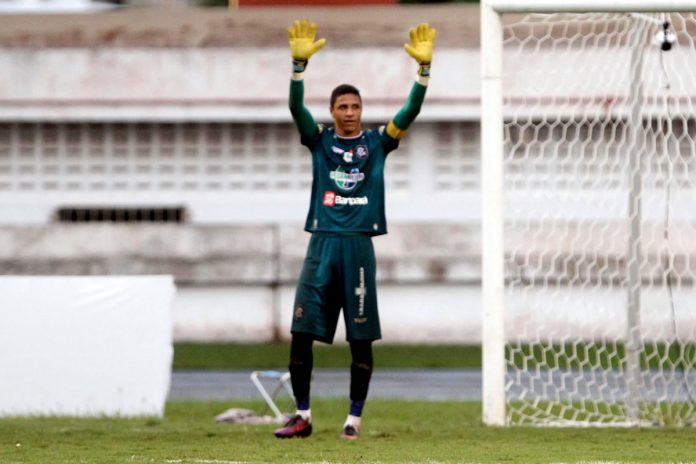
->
xmin=355 ymin=267 xmax=366 ymax=317
xmin=294 ymin=306 xmax=304 ymax=321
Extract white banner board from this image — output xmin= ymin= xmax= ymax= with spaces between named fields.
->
xmin=0 ymin=276 xmax=175 ymax=417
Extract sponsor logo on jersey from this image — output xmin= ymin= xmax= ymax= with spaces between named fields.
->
xmin=294 ymin=306 xmax=304 ymax=321
xmin=332 ymin=145 xmax=355 ymax=163
xmin=335 ymin=195 xmax=368 ymax=206
xmin=330 ymin=167 xmax=365 ymax=191
xmin=323 ymin=191 xmax=336 ymax=206
xmin=322 ymin=191 xmax=368 ymax=207
xmin=332 ymin=143 xmax=368 ymax=162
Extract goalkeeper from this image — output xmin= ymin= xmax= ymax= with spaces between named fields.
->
xmin=274 ymin=19 xmax=435 ymax=440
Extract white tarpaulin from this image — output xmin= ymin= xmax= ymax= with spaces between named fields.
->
xmin=0 ymin=276 xmax=175 ymax=417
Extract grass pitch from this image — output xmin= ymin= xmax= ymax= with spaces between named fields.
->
xmin=2 ymin=399 xmax=696 ymax=464
xmin=174 ymin=342 xmax=696 ymax=371
xmin=173 ymin=343 xmax=482 ymax=369
xmin=4 ymin=344 xmax=696 ymax=463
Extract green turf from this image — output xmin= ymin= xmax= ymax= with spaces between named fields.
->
xmin=174 ymin=342 xmax=696 ymax=372
xmin=2 ymin=399 xmax=696 ymax=464
xmin=173 ymin=343 xmax=482 ymax=369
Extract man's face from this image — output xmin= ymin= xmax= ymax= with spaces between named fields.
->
xmin=330 ymin=93 xmax=362 ymax=137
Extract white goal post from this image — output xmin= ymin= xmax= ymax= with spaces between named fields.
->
xmin=481 ymin=0 xmax=696 ymax=426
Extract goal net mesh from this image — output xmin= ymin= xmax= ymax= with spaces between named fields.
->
xmin=502 ymin=11 xmax=696 ymax=426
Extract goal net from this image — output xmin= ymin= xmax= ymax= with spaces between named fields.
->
xmin=481 ymin=1 xmax=696 ymax=426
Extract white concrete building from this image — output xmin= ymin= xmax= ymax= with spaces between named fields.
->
xmin=0 ymin=5 xmax=485 ymax=343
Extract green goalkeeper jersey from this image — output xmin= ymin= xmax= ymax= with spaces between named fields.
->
xmin=301 ymin=124 xmax=397 ymax=236
xmin=290 ymin=79 xmax=426 ymax=236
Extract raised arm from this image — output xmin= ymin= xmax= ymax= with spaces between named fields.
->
xmin=386 ymin=23 xmax=437 ymax=140
xmin=287 ymin=19 xmax=326 ymax=141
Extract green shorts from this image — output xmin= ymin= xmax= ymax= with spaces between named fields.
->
xmin=291 ymin=233 xmax=381 ymax=344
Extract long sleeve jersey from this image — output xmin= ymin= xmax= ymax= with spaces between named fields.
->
xmin=289 ymin=78 xmax=427 ymax=236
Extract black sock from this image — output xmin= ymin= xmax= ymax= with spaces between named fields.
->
xmin=288 ymin=333 xmax=314 ymax=411
xmin=349 ymin=340 xmax=373 ymax=416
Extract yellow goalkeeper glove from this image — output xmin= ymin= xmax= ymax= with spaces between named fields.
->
xmin=403 ymin=23 xmax=437 ymax=77
xmin=288 ymin=19 xmax=326 ymax=73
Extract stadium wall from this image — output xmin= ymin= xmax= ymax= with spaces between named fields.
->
xmin=4 ymin=7 xmax=696 ymax=343
xmin=0 ymin=38 xmax=487 ymax=342
xmin=0 ymin=223 xmax=482 ymax=342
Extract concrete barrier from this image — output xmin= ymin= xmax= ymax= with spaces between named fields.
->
xmin=3 ymin=223 xmax=693 ymax=344
xmin=0 ymin=223 xmax=481 ymax=343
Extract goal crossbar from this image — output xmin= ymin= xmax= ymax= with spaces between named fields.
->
xmin=486 ymin=0 xmax=696 ymax=13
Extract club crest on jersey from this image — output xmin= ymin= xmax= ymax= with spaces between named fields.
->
xmin=330 ymin=167 xmax=365 ymax=191
xmin=356 ymin=145 xmax=368 ymax=159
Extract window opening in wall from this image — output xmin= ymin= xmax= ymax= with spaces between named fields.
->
xmin=54 ymin=206 xmax=187 ymax=223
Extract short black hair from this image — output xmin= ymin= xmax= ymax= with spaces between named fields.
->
xmin=330 ymin=84 xmax=361 ymax=108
